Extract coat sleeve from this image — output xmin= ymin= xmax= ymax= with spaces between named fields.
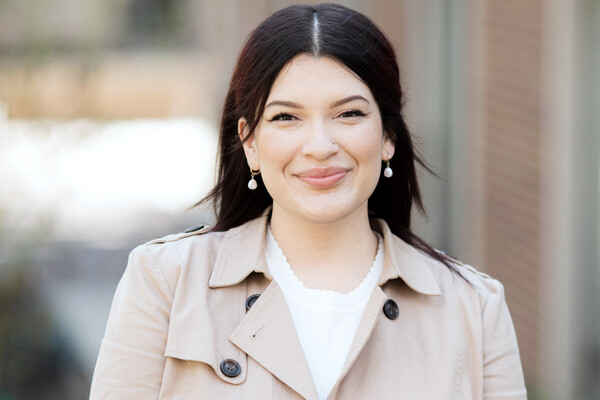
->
xmin=481 ymin=279 xmax=527 ymax=399
xmin=90 ymin=244 xmax=173 ymax=399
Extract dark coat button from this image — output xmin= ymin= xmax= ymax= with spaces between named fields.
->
xmin=220 ymin=359 xmax=241 ymax=377
xmin=245 ymin=294 xmax=261 ymax=310
xmin=383 ymin=299 xmax=399 ymax=320
xmin=184 ymin=225 xmax=204 ymax=233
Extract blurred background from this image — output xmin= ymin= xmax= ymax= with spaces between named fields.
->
xmin=0 ymin=0 xmax=598 ymax=399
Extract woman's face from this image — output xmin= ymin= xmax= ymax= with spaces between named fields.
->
xmin=240 ymin=54 xmax=395 ymax=225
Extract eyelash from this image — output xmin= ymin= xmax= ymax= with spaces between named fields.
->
xmin=339 ymin=110 xmax=366 ymax=118
xmin=269 ymin=113 xmax=296 ymax=122
xmin=268 ymin=110 xmax=366 ymax=122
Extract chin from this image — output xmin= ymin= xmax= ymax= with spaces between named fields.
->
xmin=295 ymin=200 xmax=366 ymax=225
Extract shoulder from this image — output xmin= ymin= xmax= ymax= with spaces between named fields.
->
xmin=136 ymin=225 xmax=225 ymax=258
xmin=420 ymin=252 xmax=526 ymax=393
xmin=422 ymin=251 xmax=506 ymax=304
xmin=418 ymin=252 xmax=517 ymax=341
xmin=126 ymin=225 xmax=227 ymax=289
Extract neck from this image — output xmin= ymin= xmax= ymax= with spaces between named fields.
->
xmin=269 ymin=205 xmax=378 ymax=293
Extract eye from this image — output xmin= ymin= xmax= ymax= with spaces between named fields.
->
xmin=338 ymin=110 xmax=366 ymax=118
xmin=268 ymin=113 xmax=297 ymax=122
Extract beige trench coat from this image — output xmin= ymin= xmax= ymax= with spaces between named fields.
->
xmin=90 ymin=211 xmax=527 ymax=399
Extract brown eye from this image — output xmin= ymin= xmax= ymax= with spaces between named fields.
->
xmin=270 ymin=113 xmax=296 ymax=121
xmin=339 ymin=110 xmax=366 ymax=118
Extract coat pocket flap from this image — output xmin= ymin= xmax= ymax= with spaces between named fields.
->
xmin=164 ymin=348 xmax=247 ymax=384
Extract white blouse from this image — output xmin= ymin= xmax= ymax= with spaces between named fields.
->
xmin=265 ymin=228 xmax=383 ymax=400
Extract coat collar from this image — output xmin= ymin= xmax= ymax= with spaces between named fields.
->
xmin=209 ymin=208 xmax=441 ymax=296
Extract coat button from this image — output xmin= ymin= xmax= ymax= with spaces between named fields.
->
xmin=184 ymin=225 xmax=204 ymax=233
xmin=220 ymin=359 xmax=241 ymax=377
xmin=245 ymin=294 xmax=261 ymax=310
xmin=383 ymin=299 xmax=399 ymax=320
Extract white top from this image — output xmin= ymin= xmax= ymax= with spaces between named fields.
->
xmin=265 ymin=227 xmax=384 ymax=400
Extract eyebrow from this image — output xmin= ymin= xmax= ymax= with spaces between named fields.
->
xmin=264 ymin=95 xmax=370 ymax=111
xmin=264 ymin=100 xmax=303 ymax=110
xmin=331 ymin=95 xmax=371 ymax=108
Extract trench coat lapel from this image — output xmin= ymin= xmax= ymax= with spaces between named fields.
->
xmin=372 ymin=218 xmax=441 ymax=296
xmin=208 ymin=210 xmax=272 ymax=288
xmin=208 ymin=209 xmax=318 ymax=399
xmin=338 ymin=286 xmax=387 ymax=379
xmin=207 ymin=209 xmax=441 ymax=399
xmin=229 ymin=281 xmax=318 ymax=400
xmin=330 ymin=222 xmax=442 ymax=394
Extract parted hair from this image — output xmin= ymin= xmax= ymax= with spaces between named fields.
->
xmin=198 ymin=3 xmax=450 ymax=266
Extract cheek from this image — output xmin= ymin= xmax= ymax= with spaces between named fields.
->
xmin=346 ymin=126 xmax=385 ymax=164
xmin=254 ymin=130 xmax=297 ymax=178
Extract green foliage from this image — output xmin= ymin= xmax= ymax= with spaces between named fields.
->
xmin=0 ymin=261 xmax=54 ymax=394
xmin=0 ymin=211 xmax=88 ymax=398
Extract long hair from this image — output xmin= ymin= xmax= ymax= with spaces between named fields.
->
xmin=198 ymin=3 xmax=450 ymax=266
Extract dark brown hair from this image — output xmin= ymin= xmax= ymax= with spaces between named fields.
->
xmin=199 ymin=3 xmax=450 ymax=266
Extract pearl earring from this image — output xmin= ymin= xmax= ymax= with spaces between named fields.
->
xmin=384 ymin=155 xmax=393 ymax=178
xmin=248 ymin=167 xmax=260 ymax=190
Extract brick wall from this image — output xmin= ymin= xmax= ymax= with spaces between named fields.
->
xmin=479 ymin=0 xmax=543 ymax=380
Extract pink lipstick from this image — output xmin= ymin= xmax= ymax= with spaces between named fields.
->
xmin=295 ymin=167 xmax=349 ymax=189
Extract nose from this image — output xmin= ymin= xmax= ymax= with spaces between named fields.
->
xmin=301 ymin=120 xmax=338 ymax=160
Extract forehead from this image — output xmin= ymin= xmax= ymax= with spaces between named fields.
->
xmin=267 ymin=54 xmax=373 ymax=101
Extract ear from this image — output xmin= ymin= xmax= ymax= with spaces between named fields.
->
xmin=239 ymin=118 xmax=260 ymax=170
xmin=382 ymin=137 xmax=395 ymax=161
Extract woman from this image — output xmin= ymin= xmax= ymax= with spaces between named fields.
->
xmin=90 ymin=3 xmax=526 ymax=399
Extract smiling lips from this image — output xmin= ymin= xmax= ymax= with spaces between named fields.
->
xmin=295 ymin=167 xmax=350 ymax=189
